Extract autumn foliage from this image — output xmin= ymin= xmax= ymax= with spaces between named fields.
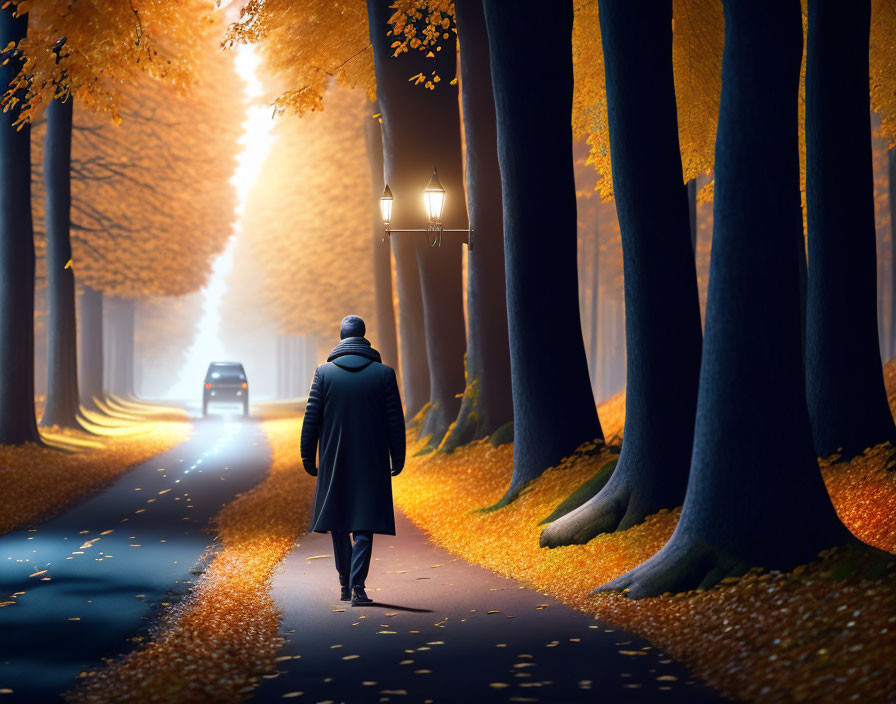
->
xmin=235 ymin=83 xmax=377 ymax=345
xmin=13 ymin=0 xmax=216 ymax=124
xmin=227 ymin=0 xmax=375 ymax=116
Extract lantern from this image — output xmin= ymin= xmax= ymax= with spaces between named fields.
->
xmin=423 ymin=168 xmax=446 ymax=223
xmin=380 ymin=184 xmax=394 ymax=224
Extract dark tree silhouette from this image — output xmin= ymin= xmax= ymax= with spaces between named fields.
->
xmin=40 ymin=96 xmax=81 ymax=429
xmin=599 ymin=0 xmax=854 ymax=599
xmin=482 ymin=0 xmax=602 ymax=501
xmin=890 ymin=147 xmax=896 ymax=361
xmin=588 ymin=223 xmax=599 ymax=390
xmin=541 ymin=0 xmax=702 ymax=547
xmin=805 ymin=0 xmax=895 ymax=459
xmin=441 ymin=0 xmax=513 ymax=452
xmin=364 ymin=104 xmax=400 ymax=374
xmin=105 ymin=296 xmax=135 ymax=398
xmin=0 ymin=6 xmax=40 ymax=445
xmin=78 ymin=285 xmax=104 ymax=410
xmin=366 ymin=0 xmax=466 ymax=438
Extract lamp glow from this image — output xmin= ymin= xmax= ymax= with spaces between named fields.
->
xmin=380 ymin=184 xmax=393 ymax=223
xmin=423 ymin=168 xmax=446 ymax=222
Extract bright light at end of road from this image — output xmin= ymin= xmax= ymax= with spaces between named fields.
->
xmin=231 ymin=45 xmax=276 ymax=218
xmin=166 ymin=45 xmax=274 ymax=401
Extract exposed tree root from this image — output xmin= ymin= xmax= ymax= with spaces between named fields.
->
xmin=439 ymin=400 xmax=482 ymax=453
xmin=595 ymin=532 xmax=883 ymax=600
xmin=595 ymin=536 xmax=750 ymax=599
xmin=488 ymin=421 xmax=514 ymax=447
xmin=538 ymin=458 xmax=617 ymax=526
xmin=540 ymin=466 xmax=674 ymax=547
xmin=416 ymin=399 xmax=457 ymax=449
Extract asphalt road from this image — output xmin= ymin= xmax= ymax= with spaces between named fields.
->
xmin=0 ymin=415 xmax=271 ymax=702
xmin=251 ymin=511 xmax=727 ymax=704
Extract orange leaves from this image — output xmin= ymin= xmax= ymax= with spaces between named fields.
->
xmin=0 ymin=420 xmax=189 ymax=536
xmin=671 ymin=0 xmax=723 ymax=185
xmin=227 ymin=0 xmax=375 ymax=116
xmin=387 ymin=1 xmax=454 ymax=87
xmin=9 ymin=1 xmax=221 ymax=126
xmin=572 ymin=0 xmax=723 ymax=199
xmin=29 ymin=28 xmax=242 ymax=299
xmin=231 ymin=84 xmax=376 ymax=342
xmin=871 ymin=0 xmax=896 ymax=144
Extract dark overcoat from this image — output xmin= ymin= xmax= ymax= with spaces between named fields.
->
xmin=300 ymin=337 xmax=406 ymax=535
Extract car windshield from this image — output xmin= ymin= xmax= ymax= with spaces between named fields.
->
xmin=207 ymin=365 xmax=245 ymax=382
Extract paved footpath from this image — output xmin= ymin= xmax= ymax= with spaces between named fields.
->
xmin=252 ymin=511 xmax=728 ymax=704
xmin=0 ymin=417 xmax=271 ymax=703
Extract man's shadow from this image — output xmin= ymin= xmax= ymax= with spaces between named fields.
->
xmin=352 ymin=602 xmax=432 ymax=613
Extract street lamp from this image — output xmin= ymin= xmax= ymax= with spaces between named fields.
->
xmin=380 ymin=184 xmax=393 ymax=225
xmin=381 ymin=167 xmax=474 ymax=250
xmin=423 ymin=168 xmax=446 ymax=223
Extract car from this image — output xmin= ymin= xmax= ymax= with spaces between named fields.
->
xmin=203 ymin=361 xmax=249 ymax=417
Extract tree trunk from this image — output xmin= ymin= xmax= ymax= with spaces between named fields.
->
xmin=686 ymin=177 xmax=697 ymax=254
xmin=79 ymin=285 xmax=103 ymax=409
xmin=368 ymin=0 xmax=471 ymax=431
xmin=392 ymin=238 xmax=429 ymax=420
xmin=541 ymin=0 xmax=703 ymax=547
xmin=40 ymin=96 xmax=81 ymax=429
xmin=0 ymin=7 xmax=40 ymax=445
xmin=805 ymin=0 xmax=894 ymax=459
xmin=890 ymin=147 xmax=896 ymax=362
xmin=482 ymin=0 xmax=603 ymax=501
xmin=107 ymin=296 xmax=135 ymax=398
xmin=440 ymin=0 xmax=513 ymax=452
xmin=364 ymin=104 xmax=400 ymax=375
xmin=589 ymin=224 xmax=599 ymax=393
xmin=599 ymin=0 xmax=854 ymax=599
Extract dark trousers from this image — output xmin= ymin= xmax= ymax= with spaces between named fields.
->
xmin=331 ymin=531 xmax=374 ymax=588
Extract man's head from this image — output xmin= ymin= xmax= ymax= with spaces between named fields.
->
xmin=340 ymin=315 xmax=366 ymax=339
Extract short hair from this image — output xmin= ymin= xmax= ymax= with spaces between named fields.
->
xmin=340 ymin=315 xmax=366 ymax=339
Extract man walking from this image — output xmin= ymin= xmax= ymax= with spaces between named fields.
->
xmin=300 ymin=315 xmax=406 ymax=606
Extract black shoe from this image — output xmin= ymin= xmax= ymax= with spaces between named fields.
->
xmin=340 ymin=585 xmax=351 ymax=602
xmin=351 ymin=586 xmax=373 ymax=606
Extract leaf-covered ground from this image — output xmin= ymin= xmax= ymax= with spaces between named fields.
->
xmin=68 ymin=417 xmax=316 ymax=703
xmin=390 ymin=393 xmax=896 ymax=704
xmin=59 ymin=371 xmax=896 ymax=703
xmin=0 ymin=398 xmax=191 ymax=536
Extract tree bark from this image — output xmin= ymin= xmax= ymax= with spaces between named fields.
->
xmin=589 ymin=223 xmax=599 ymax=393
xmin=0 ymin=7 xmax=40 ymax=445
xmin=392 ymin=238 xmax=429 ymax=420
xmin=40 ymin=96 xmax=81 ymax=429
xmin=890 ymin=147 xmax=896 ymax=362
xmin=440 ymin=0 xmax=513 ymax=452
xmin=541 ymin=0 xmax=702 ymax=547
xmin=599 ymin=0 xmax=854 ymax=599
xmin=364 ymin=104 xmax=400 ymax=375
xmin=79 ymin=285 xmax=103 ymax=409
xmin=805 ymin=0 xmax=894 ymax=459
xmin=367 ymin=0 xmax=469 ymax=432
xmin=482 ymin=0 xmax=603 ymax=501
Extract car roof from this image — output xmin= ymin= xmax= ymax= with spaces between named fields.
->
xmin=208 ymin=361 xmax=244 ymax=367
